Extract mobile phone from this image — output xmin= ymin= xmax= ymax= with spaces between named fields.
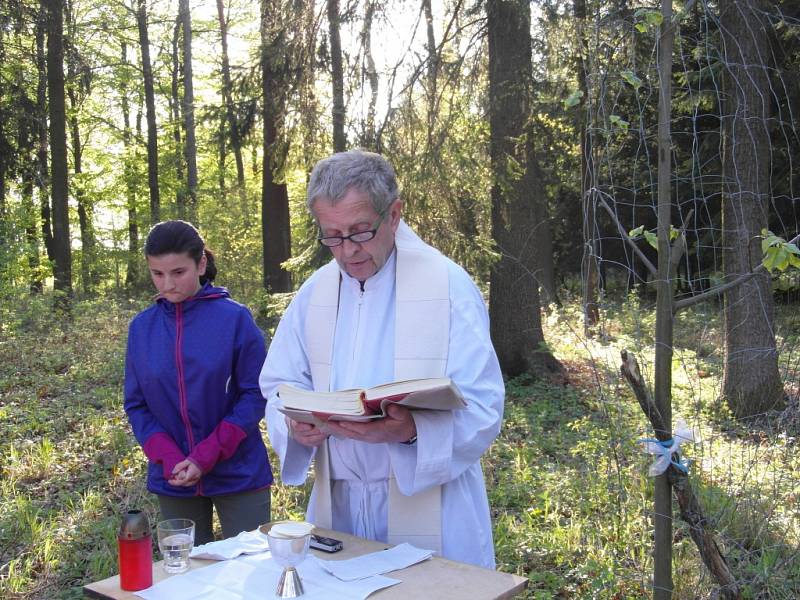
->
xmin=310 ymin=534 xmax=343 ymax=553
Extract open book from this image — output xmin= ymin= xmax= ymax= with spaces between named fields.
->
xmin=276 ymin=377 xmax=466 ymax=424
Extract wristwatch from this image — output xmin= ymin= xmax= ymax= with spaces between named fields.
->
xmin=401 ymin=434 xmax=418 ymax=445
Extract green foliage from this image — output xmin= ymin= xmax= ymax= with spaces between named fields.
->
xmin=0 ymin=295 xmax=150 ymax=598
xmin=563 ymin=89 xmax=584 ymax=109
xmin=628 ymin=224 xmax=680 ymax=250
xmin=620 ymin=70 xmax=643 ymax=91
xmin=629 ymin=225 xmax=659 ymax=250
xmin=383 ymin=77 xmax=498 ymax=281
xmin=634 ymin=9 xmax=664 ymax=34
xmin=761 ymin=229 xmax=800 ymax=273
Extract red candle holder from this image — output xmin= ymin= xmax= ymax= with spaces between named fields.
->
xmin=118 ymin=510 xmax=153 ymax=591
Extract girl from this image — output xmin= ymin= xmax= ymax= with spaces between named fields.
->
xmin=124 ymin=220 xmax=272 ymax=544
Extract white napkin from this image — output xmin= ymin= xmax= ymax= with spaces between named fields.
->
xmin=134 ymin=551 xmax=399 ymax=600
xmin=314 ymin=543 xmax=433 ymax=581
xmin=189 ymin=529 xmax=269 ymax=560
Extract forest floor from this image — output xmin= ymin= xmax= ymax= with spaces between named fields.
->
xmin=0 ymin=291 xmax=798 ymax=599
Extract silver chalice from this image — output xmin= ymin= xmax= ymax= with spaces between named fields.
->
xmin=263 ymin=521 xmax=314 ymax=598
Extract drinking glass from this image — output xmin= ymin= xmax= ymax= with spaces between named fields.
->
xmin=156 ymin=518 xmax=195 ymax=574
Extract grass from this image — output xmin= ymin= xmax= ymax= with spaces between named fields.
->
xmin=0 ymin=290 xmax=798 ymax=598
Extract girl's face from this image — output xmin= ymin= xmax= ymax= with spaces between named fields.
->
xmin=147 ymin=252 xmax=206 ymax=304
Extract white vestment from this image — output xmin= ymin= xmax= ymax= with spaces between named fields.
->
xmin=259 ymin=222 xmax=505 ymax=568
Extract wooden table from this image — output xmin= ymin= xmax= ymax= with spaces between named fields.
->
xmin=84 ymin=528 xmax=527 ymax=600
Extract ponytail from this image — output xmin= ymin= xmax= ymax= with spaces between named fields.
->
xmin=201 ymin=248 xmax=217 ymax=284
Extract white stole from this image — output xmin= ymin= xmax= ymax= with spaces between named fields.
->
xmin=304 ymin=221 xmax=450 ymax=553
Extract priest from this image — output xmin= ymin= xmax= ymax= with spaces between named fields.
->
xmin=259 ymin=150 xmax=505 ymax=568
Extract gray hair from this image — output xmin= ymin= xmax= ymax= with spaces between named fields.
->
xmin=306 ymin=150 xmax=399 ymax=214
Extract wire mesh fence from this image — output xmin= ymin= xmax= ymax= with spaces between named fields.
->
xmin=564 ymin=0 xmax=800 ymax=596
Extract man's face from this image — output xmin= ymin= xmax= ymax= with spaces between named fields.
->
xmin=313 ymin=188 xmax=402 ymax=282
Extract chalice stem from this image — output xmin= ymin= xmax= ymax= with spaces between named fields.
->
xmin=276 ymin=566 xmax=304 ymax=597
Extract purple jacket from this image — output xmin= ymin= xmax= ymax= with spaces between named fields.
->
xmin=124 ymin=282 xmax=272 ymax=497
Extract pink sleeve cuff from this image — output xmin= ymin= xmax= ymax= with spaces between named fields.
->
xmin=187 ymin=420 xmax=247 ymax=474
xmin=142 ymin=432 xmax=186 ymax=480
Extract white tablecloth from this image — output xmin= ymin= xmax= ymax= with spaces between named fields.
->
xmin=134 ymin=552 xmax=399 ymax=600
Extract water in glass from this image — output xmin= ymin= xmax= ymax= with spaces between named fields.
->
xmin=159 ymin=533 xmax=193 ymax=573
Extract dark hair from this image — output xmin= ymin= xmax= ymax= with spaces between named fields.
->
xmin=144 ymin=220 xmax=217 ymax=284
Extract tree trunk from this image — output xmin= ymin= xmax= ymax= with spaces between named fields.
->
xmin=171 ymin=20 xmax=187 ymax=216
xmin=529 ymin=126 xmax=557 ymax=306
xmin=216 ymin=0 xmax=247 ymax=214
xmin=37 ymin=2 xmax=54 ymax=263
xmin=422 ymin=0 xmax=437 ymax=150
xmin=0 ymin=18 xmax=6 ymax=250
xmin=654 ymin=1 xmax=675 ymax=596
xmin=328 ymin=0 xmax=346 ymax=152
xmin=298 ymin=0 xmax=329 ymax=270
xmin=22 ymin=173 xmax=43 ymax=293
xmin=486 ymin=0 xmax=560 ymax=377
xmin=136 ymin=0 xmax=160 ymax=224
xmin=359 ymin=0 xmax=379 ymax=150
xmin=260 ymin=0 xmax=291 ymax=292
xmin=575 ymin=0 xmax=599 ymax=331
xmin=45 ymin=0 xmax=72 ymax=300
xmin=299 ymin=0 xmax=317 ymax=171
xmin=121 ymin=41 xmax=140 ymax=289
xmin=0 ymin=165 xmax=5 ymax=261
xmin=217 ymin=114 xmax=227 ymax=199
xmin=0 ymin=26 xmax=6 ymax=254
xmin=720 ymin=0 xmax=783 ymax=418
xmin=68 ymin=102 xmax=98 ymax=294
xmin=180 ymin=0 xmax=198 ymax=223
xmin=0 ymin=139 xmax=5 ymax=249
xmin=66 ymin=0 xmax=98 ymax=294
xmin=18 ymin=113 xmax=42 ymax=293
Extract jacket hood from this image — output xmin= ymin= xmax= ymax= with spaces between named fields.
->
xmin=156 ymin=282 xmax=230 ymax=312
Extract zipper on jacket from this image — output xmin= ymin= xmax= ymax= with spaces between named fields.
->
xmin=175 ymin=303 xmax=201 ymax=494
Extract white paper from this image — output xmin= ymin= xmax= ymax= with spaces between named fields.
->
xmin=189 ymin=529 xmax=270 ymax=561
xmin=134 ymin=551 xmax=399 ymax=600
xmin=314 ymin=543 xmax=433 ymax=581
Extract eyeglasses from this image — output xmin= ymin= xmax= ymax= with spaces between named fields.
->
xmin=317 ymin=209 xmax=388 ymax=247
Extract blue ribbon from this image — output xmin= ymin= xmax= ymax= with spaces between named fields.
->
xmin=639 ymin=437 xmax=689 ymax=473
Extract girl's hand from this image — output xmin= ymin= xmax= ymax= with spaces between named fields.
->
xmin=168 ymin=459 xmax=202 ymax=487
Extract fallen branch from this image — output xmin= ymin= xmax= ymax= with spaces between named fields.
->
xmin=620 ymin=349 xmax=740 ymax=599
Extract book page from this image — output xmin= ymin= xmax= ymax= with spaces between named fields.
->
xmin=363 ymin=377 xmax=453 ymax=401
xmin=277 ymin=384 xmax=366 ymax=414
xmin=277 ymin=406 xmax=383 ymax=425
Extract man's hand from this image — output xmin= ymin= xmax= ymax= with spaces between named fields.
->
xmin=323 ymin=403 xmax=417 ymax=444
xmin=168 ymin=459 xmax=202 ymax=487
xmin=287 ymin=417 xmax=329 ymax=447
